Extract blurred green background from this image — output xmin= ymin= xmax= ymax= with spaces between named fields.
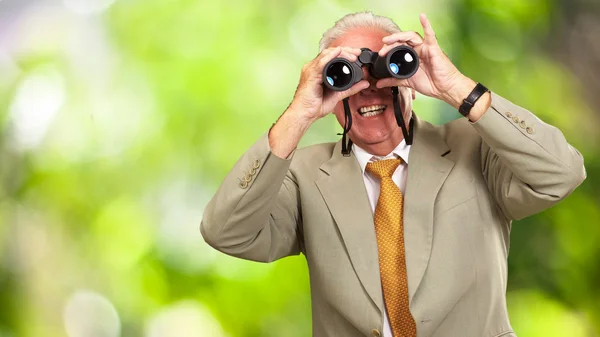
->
xmin=1 ymin=0 xmax=599 ymax=336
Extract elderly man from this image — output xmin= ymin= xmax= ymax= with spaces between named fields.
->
xmin=201 ymin=11 xmax=586 ymax=337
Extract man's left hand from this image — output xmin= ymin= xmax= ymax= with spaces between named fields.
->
xmin=376 ymin=13 xmax=490 ymax=121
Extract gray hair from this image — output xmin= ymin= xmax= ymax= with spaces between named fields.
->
xmin=319 ymin=11 xmax=402 ymax=52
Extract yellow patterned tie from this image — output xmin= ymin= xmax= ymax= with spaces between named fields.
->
xmin=366 ymin=158 xmax=417 ymax=337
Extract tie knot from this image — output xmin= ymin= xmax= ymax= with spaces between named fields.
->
xmin=365 ymin=158 xmax=402 ymax=179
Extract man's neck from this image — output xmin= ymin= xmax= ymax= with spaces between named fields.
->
xmin=357 ymin=137 xmax=405 ymax=157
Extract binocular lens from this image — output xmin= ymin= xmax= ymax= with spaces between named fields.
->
xmin=324 ymin=61 xmax=353 ymax=89
xmin=388 ymin=49 xmax=417 ymax=77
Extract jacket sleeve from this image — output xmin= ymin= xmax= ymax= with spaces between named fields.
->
xmin=200 ymin=132 xmax=303 ymax=262
xmin=472 ymin=92 xmax=587 ymax=220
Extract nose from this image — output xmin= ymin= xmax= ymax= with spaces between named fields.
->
xmin=360 ymin=68 xmax=379 ymax=95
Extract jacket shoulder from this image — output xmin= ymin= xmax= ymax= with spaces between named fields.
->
xmin=436 ymin=117 xmax=482 ymax=149
xmin=293 ymin=141 xmax=337 ymax=166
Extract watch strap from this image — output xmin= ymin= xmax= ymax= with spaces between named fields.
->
xmin=458 ymin=83 xmax=489 ymax=117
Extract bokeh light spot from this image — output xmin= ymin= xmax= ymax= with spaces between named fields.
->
xmin=63 ymin=290 xmax=121 ymax=337
xmin=144 ymin=301 xmax=226 ymax=337
xmin=8 ymin=66 xmax=66 ymax=151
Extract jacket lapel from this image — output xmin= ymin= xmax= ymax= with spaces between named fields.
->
xmin=404 ymin=116 xmax=454 ymax=302
xmin=315 ymin=142 xmax=384 ymax=313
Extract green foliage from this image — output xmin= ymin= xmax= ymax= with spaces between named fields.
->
xmin=0 ymin=0 xmax=598 ymax=336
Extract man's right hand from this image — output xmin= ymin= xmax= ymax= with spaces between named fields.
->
xmin=290 ymin=46 xmax=370 ymax=122
xmin=269 ymin=47 xmax=370 ymax=159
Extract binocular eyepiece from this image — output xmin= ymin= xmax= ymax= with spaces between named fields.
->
xmin=323 ymin=46 xmax=419 ymax=91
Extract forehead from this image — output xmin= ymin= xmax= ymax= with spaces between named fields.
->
xmin=329 ymin=27 xmax=389 ymax=52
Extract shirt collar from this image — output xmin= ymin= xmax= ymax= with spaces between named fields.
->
xmin=353 ymin=140 xmax=411 ymax=174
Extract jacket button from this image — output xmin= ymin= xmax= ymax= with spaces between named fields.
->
xmin=512 ymin=116 xmax=520 ymax=123
xmin=526 ymin=126 xmax=535 ymax=134
xmin=252 ymin=159 xmax=261 ymax=169
xmin=371 ymin=329 xmax=381 ymax=337
xmin=506 ymin=111 xmax=513 ymax=118
xmin=239 ymin=180 xmax=248 ymax=189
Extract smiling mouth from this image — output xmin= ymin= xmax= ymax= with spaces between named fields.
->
xmin=358 ymin=105 xmax=387 ymax=117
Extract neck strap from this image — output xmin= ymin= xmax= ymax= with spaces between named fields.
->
xmin=391 ymin=86 xmax=413 ymax=145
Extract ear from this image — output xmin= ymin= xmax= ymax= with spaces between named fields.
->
xmin=411 ymin=89 xmax=416 ymax=100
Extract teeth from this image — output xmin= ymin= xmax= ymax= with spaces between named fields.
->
xmin=361 ymin=110 xmax=383 ymax=117
xmin=359 ymin=105 xmax=386 ymax=113
xmin=359 ymin=105 xmax=386 ymax=117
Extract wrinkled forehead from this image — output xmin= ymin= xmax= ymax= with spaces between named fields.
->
xmin=328 ymin=27 xmax=389 ymax=53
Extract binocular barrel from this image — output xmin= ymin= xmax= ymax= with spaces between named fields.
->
xmin=323 ymin=46 xmax=419 ymax=91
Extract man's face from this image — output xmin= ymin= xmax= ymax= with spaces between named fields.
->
xmin=329 ymin=28 xmax=406 ymax=152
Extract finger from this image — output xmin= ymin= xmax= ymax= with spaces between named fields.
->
xmin=312 ymin=47 xmax=343 ymax=67
xmin=316 ymin=46 xmax=343 ymax=70
xmin=341 ymin=46 xmax=362 ymax=56
xmin=334 ymin=80 xmax=370 ymax=101
xmin=381 ymin=31 xmax=424 ymax=51
xmin=338 ymin=49 xmax=360 ymax=62
xmin=420 ymin=13 xmax=438 ymax=45
xmin=325 ymin=46 xmax=361 ymax=63
xmin=319 ymin=46 xmax=342 ymax=60
xmin=378 ymin=42 xmax=407 ymax=58
xmin=375 ymin=77 xmax=410 ymax=89
xmin=316 ymin=47 xmax=361 ymax=75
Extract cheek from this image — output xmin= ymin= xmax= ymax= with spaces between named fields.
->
xmin=332 ymin=105 xmax=346 ymax=125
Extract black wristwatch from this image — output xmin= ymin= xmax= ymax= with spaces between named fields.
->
xmin=458 ymin=83 xmax=489 ymax=117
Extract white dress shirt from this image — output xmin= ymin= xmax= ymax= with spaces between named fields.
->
xmin=352 ymin=140 xmax=411 ymax=337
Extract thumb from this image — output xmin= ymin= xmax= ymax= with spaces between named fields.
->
xmin=335 ymin=80 xmax=370 ymax=101
xmin=376 ymin=77 xmax=410 ymax=89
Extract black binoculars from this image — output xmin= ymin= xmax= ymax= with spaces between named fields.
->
xmin=322 ymin=46 xmax=419 ymax=91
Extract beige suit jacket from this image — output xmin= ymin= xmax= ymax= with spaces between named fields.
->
xmin=201 ymin=93 xmax=586 ymax=337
